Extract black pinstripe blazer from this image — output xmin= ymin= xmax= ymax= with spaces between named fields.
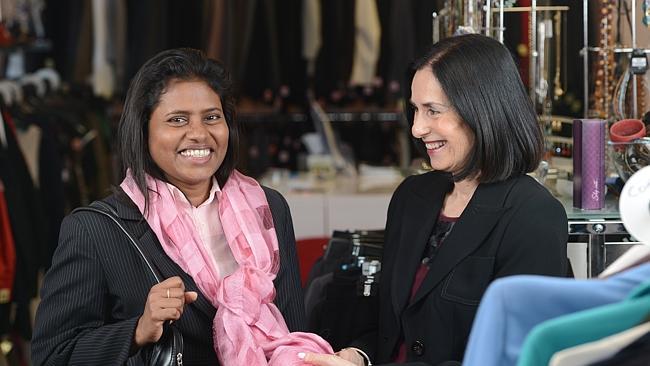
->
xmin=31 ymin=186 xmax=306 ymax=365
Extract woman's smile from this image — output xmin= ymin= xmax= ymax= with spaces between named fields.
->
xmin=148 ymin=79 xmax=229 ymax=195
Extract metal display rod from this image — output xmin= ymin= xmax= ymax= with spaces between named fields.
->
xmin=583 ymin=0 xmax=588 ymax=118
xmin=583 ymin=0 xmax=648 ymax=119
xmin=499 ymin=0 xmax=504 ymax=42
xmin=586 ymin=47 xmax=650 ymax=54
xmin=632 ymin=0 xmax=638 ymax=118
xmin=485 ymin=2 xmax=570 ymax=105
xmin=499 ymin=5 xmax=569 ymax=12
xmin=530 ymin=0 xmax=537 ymax=102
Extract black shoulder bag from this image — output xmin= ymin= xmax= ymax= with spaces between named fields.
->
xmin=73 ymin=201 xmax=184 ymax=366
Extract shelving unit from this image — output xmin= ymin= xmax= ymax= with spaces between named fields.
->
xmin=582 ymin=0 xmax=650 ymax=119
xmin=238 ymin=110 xmax=404 ymax=124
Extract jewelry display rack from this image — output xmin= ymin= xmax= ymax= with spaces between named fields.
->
xmin=435 ymin=1 xmax=569 ymax=113
xmin=582 ymin=0 xmax=650 ymax=120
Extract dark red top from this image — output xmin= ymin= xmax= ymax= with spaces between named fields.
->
xmin=393 ymin=213 xmax=458 ymax=363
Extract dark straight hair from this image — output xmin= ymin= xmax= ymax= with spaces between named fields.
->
xmin=116 ymin=48 xmax=238 ymax=211
xmin=408 ymin=34 xmax=543 ymax=183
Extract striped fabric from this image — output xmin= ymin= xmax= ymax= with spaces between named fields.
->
xmin=31 ymin=187 xmax=305 ymax=365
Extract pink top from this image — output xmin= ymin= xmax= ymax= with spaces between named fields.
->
xmin=165 ymin=178 xmax=238 ymax=279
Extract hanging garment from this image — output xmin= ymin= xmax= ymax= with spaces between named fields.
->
xmin=0 ymin=111 xmax=49 ymax=343
xmin=241 ymin=0 xmax=281 ymax=99
xmin=517 ymin=279 xmax=650 ymax=366
xmin=11 ymin=107 xmax=67 ymax=271
xmin=349 ymin=0 xmax=381 ymax=86
xmin=548 ymin=321 xmax=650 ymax=366
xmin=205 ymin=0 xmax=225 ymax=61
xmin=313 ymin=0 xmax=355 ymax=100
xmin=304 ymin=271 xmax=333 ymax=322
xmin=273 ymin=0 xmax=306 ymax=105
xmin=33 ymin=117 xmax=65 ymax=270
xmin=302 ymin=0 xmax=321 ymax=77
xmin=590 ymin=329 xmax=650 ymax=366
xmin=72 ymin=0 xmax=93 ymax=86
xmin=91 ymin=0 xmax=115 ymax=98
xmin=106 ymin=0 xmax=127 ymax=95
xmin=14 ymin=124 xmax=42 ymax=187
xmin=599 ymin=245 xmax=650 ymax=278
xmin=463 ymin=262 xmax=650 ymax=366
xmin=125 ymin=0 xmax=169 ymax=82
xmin=306 ymin=268 xmax=379 ymax=351
xmin=0 ymin=181 xmax=16 ymax=305
xmin=386 ymin=0 xmax=438 ymax=95
xmin=0 ymin=113 xmax=6 ymax=148
xmin=304 ymin=230 xmax=383 ymax=351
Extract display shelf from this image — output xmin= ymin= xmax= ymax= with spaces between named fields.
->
xmin=238 ymin=110 xmax=404 ymax=124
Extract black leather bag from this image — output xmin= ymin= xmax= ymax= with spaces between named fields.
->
xmin=148 ymin=323 xmax=184 ymax=366
xmin=73 ymin=201 xmax=184 ymax=366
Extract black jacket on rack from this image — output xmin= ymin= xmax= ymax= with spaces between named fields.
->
xmin=304 ymin=232 xmax=383 ymax=351
xmin=0 ymin=113 xmax=46 ymax=338
xmin=354 ymin=171 xmax=568 ymax=365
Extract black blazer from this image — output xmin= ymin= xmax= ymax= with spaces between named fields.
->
xmin=31 ymin=187 xmax=305 ymax=365
xmin=365 ymin=171 xmax=568 ymax=365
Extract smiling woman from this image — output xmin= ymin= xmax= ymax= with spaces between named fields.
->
xmin=148 ymin=79 xmax=230 ymax=206
xmin=302 ymin=34 xmax=569 ymax=366
xmin=409 ymin=69 xmax=474 ymax=185
xmin=31 ymin=48 xmax=334 ymax=365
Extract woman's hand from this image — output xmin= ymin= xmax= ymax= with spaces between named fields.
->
xmin=301 ymin=348 xmax=365 ymax=366
xmin=133 ymin=276 xmax=198 ymax=347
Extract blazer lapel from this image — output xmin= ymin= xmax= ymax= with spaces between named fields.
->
xmin=390 ymin=176 xmax=449 ymax=318
xmin=106 ymin=195 xmax=217 ymax=321
xmin=408 ymin=180 xmax=516 ymax=306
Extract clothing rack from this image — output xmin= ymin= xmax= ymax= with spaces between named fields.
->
xmin=0 ymin=67 xmax=60 ymax=106
xmin=304 ymin=229 xmax=384 ymax=349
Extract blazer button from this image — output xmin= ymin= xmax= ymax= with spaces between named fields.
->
xmin=411 ymin=340 xmax=425 ymax=356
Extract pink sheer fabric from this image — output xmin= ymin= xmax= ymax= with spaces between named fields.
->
xmin=121 ymin=170 xmax=333 ymax=365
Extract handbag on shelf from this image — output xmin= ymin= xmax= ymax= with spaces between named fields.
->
xmin=72 ymin=201 xmax=184 ymax=366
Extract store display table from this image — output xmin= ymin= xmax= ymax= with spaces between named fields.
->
xmin=561 ymin=197 xmax=640 ymax=278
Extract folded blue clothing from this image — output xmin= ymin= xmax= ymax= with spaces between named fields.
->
xmin=517 ymin=279 xmax=650 ymax=366
xmin=462 ymin=262 xmax=650 ymax=366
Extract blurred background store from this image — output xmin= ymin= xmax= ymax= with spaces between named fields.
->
xmin=0 ymin=0 xmax=649 ymax=364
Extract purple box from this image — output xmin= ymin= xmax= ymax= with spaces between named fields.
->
xmin=572 ymin=119 xmax=606 ymax=210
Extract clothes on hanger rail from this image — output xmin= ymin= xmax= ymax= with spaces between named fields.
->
xmin=0 ymin=111 xmax=43 ymax=340
xmin=517 ymin=279 xmax=650 ymax=366
xmin=590 ymin=328 xmax=650 ymax=366
xmin=463 ymin=261 xmax=650 ymax=366
xmin=304 ymin=230 xmax=384 ymax=350
xmin=548 ymin=320 xmax=650 ymax=366
xmin=0 ymin=74 xmax=117 ymax=357
xmin=0 ymin=179 xmax=16 ymax=307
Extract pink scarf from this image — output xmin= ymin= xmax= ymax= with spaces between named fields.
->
xmin=121 ymin=170 xmax=333 ymax=365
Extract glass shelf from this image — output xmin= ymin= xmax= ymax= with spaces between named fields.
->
xmin=559 ymin=196 xmax=621 ymax=221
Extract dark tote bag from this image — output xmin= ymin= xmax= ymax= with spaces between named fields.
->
xmin=73 ymin=201 xmax=184 ymax=366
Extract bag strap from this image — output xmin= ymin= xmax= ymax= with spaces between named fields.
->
xmin=73 ymin=201 xmax=183 ymax=365
xmin=72 ymin=201 xmax=162 ymax=284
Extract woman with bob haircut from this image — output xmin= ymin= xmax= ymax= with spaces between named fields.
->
xmin=303 ymin=34 xmax=568 ymax=366
xmin=32 ymin=48 xmax=333 ymax=365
